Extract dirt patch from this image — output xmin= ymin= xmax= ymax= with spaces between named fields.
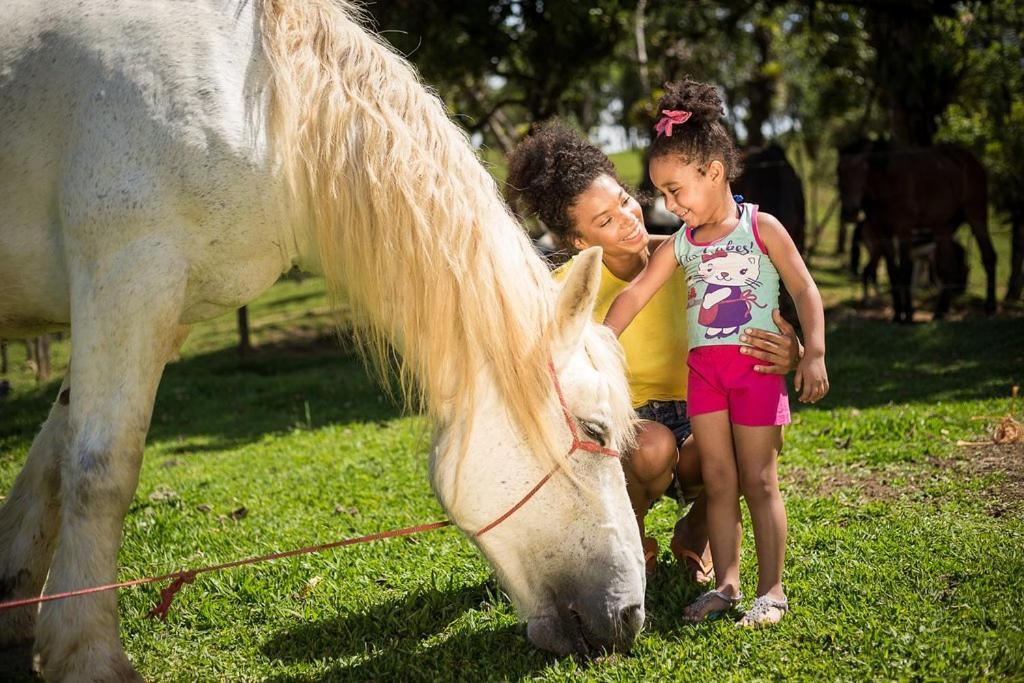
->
xmin=783 ymin=442 xmax=1024 ymax=515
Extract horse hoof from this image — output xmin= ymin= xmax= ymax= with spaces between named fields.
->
xmin=37 ymin=643 xmax=143 ymax=683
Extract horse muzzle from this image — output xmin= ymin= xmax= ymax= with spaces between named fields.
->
xmin=526 ymin=597 xmax=644 ymax=656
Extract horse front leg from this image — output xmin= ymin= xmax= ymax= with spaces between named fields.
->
xmin=966 ymin=201 xmax=998 ymax=314
xmin=896 ymin=238 xmax=915 ymax=323
xmin=0 ymin=372 xmax=71 ymax=661
xmin=1007 ymin=216 xmax=1023 ymax=302
xmin=35 ymin=244 xmax=187 ymax=683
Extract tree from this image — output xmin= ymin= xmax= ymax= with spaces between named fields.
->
xmin=368 ymin=1 xmax=633 ymax=150
xmin=937 ymin=0 xmax=1024 ymax=300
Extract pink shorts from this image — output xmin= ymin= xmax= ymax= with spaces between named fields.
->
xmin=686 ymin=346 xmax=790 ymax=426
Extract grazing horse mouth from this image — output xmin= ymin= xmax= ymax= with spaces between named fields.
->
xmin=568 ymin=608 xmax=602 ymax=655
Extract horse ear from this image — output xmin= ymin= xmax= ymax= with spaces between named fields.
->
xmin=553 ymin=246 xmax=603 ymax=359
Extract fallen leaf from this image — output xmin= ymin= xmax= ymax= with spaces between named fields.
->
xmin=148 ymin=486 xmax=178 ymax=502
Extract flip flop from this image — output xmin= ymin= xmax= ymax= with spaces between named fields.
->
xmin=642 ymin=537 xmax=659 ymax=576
xmin=669 ymin=536 xmax=714 ymax=584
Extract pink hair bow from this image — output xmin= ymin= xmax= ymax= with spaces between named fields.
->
xmin=654 ymin=109 xmax=692 ymax=137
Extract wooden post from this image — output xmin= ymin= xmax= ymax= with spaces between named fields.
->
xmin=237 ymin=306 xmax=252 ymax=355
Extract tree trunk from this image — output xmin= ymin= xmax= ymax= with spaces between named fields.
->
xmin=634 ymin=0 xmax=650 ymax=93
xmin=744 ymin=22 xmax=774 ymax=148
xmin=31 ymin=335 xmax=50 ymax=384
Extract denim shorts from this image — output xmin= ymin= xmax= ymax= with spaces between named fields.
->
xmin=634 ymin=399 xmax=694 ymax=502
xmin=635 ymin=399 xmax=693 ymax=447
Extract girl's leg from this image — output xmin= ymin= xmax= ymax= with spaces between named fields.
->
xmin=684 ymin=411 xmax=742 ymax=620
xmin=733 ymin=424 xmax=787 ymax=623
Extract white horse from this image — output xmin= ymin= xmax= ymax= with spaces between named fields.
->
xmin=0 ymin=0 xmax=644 ymax=679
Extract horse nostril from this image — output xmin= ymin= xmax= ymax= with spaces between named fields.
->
xmin=619 ymin=603 xmax=643 ymax=630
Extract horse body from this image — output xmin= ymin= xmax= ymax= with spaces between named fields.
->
xmin=0 ymin=0 xmax=303 ymax=337
xmin=0 ymin=1 xmax=643 ymax=679
xmin=733 ymin=144 xmax=806 ymax=254
xmin=838 ymin=141 xmax=996 ymax=321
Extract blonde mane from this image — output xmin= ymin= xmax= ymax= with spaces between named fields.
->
xmin=259 ymin=0 xmax=573 ymax=463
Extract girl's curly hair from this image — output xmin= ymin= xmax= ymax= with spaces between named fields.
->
xmin=505 ymin=122 xmax=619 ymax=250
xmin=649 ymin=79 xmax=742 ymax=180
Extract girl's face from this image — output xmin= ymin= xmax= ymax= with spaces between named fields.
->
xmin=568 ymin=174 xmax=648 ymax=258
xmin=649 ymin=154 xmax=723 ymax=227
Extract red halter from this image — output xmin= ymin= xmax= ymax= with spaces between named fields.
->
xmin=473 ymin=360 xmax=621 ymax=537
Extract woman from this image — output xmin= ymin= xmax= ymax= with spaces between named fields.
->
xmin=505 ymin=123 xmax=800 ymax=580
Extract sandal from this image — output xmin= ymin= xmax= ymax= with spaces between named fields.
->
xmin=682 ymin=589 xmax=743 ymax=623
xmin=737 ymin=594 xmax=789 ymax=628
xmin=642 ymin=537 xmax=659 ymax=576
xmin=669 ymin=536 xmax=714 ymax=584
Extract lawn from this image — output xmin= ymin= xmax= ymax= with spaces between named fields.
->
xmin=1 ymin=183 xmax=1023 ymax=680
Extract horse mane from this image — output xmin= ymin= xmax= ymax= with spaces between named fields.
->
xmin=257 ymin=0 xmax=582 ymax=469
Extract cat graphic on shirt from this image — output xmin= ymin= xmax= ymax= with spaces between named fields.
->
xmin=695 ymin=249 xmax=763 ymax=339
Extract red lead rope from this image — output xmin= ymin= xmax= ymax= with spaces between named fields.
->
xmin=0 ymin=360 xmax=619 ymax=619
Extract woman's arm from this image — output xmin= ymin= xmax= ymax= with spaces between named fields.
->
xmin=756 ymin=212 xmax=829 ymax=402
xmin=604 ymin=237 xmax=680 ymax=337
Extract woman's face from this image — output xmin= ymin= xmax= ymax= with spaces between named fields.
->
xmin=567 ymin=174 xmax=648 ymax=258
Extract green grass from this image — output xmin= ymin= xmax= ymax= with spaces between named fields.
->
xmin=2 ymin=200 xmax=1023 ymax=682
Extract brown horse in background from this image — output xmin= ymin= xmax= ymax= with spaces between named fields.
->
xmin=734 ymin=144 xmax=807 ymax=255
xmin=838 ymin=140 xmax=996 ymax=322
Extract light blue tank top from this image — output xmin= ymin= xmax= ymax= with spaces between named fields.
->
xmin=673 ymin=203 xmax=781 ymax=349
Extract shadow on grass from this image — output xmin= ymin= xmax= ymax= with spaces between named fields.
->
xmin=4 ymin=313 xmax=1020 ymax=457
xmin=804 ymin=311 xmax=1023 ymax=410
xmin=0 ymin=335 xmax=404 ymax=457
xmin=262 ymin=583 xmax=554 ymax=681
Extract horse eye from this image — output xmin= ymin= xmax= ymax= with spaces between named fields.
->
xmin=578 ymin=420 xmax=608 ymax=446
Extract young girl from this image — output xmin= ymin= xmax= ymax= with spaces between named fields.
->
xmin=605 ymin=80 xmax=829 ymax=627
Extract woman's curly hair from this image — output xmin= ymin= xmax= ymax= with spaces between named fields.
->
xmin=649 ymin=79 xmax=742 ymax=180
xmin=505 ymin=122 xmax=619 ymax=250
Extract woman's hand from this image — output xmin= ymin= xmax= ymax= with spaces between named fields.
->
xmin=795 ymin=352 xmax=829 ymax=403
xmin=739 ymin=309 xmax=803 ymax=374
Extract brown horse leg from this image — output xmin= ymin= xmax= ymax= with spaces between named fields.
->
xmin=897 ymin=238 xmax=915 ymax=323
xmin=965 ymin=201 xmax=997 ymax=314
xmin=878 ymin=236 xmax=903 ymax=322
xmin=1007 ymin=216 xmax=1023 ymax=302
xmin=933 ymin=236 xmax=955 ymax=320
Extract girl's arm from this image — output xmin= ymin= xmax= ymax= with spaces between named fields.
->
xmin=756 ymin=212 xmax=829 ymax=403
xmin=603 ymin=237 xmax=680 ymax=337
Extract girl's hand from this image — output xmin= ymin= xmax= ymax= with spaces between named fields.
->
xmin=794 ymin=352 xmax=829 ymax=403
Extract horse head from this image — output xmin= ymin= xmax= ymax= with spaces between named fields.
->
xmin=430 ymin=247 xmax=645 ymax=656
xmin=837 ymin=139 xmax=873 ymax=224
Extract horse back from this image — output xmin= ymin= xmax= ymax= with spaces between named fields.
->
xmin=0 ymin=0 xmax=298 ymax=335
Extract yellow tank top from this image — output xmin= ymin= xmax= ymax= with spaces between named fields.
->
xmin=554 ymin=256 xmax=689 ymax=407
